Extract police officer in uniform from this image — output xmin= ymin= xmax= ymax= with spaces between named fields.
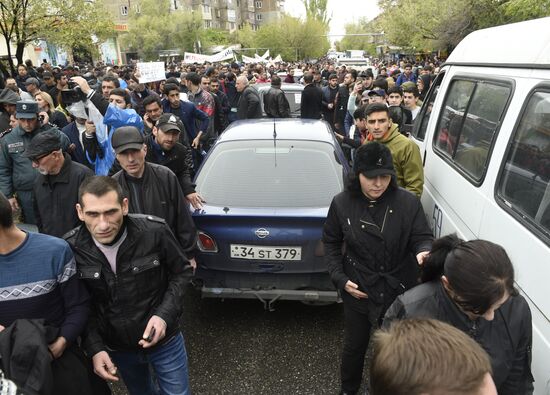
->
xmin=0 ymin=101 xmax=70 ymax=224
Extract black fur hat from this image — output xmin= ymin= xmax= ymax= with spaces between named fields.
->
xmin=354 ymin=142 xmax=396 ymax=178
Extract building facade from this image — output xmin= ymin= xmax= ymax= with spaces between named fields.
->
xmin=101 ymin=0 xmax=283 ymax=63
xmin=253 ymin=0 xmax=284 ymax=26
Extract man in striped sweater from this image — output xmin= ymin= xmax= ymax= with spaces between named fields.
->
xmin=0 ymin=192 xmax=108 ymax=394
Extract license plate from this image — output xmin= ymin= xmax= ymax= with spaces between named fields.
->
xmin=230 ymin=244 xmax=302 ymax=261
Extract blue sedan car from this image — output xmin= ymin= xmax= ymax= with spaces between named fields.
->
xmin=192 ymin=119 xmax=349 ymax=309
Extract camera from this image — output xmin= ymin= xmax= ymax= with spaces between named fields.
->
xmin=61 ymin=82 xmax=86 ymax=105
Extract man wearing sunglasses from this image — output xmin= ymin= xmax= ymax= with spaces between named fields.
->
xmin=24 ymin=130 xmax=93 ymax=237
xmin=0 ymin=100 xmax=70 ymax=225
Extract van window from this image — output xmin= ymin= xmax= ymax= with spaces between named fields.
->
xmin=433 ymin=79 xmax=511 ymax=182
xmin=497 ymin=91 xmax=550 ymax=241
xmin=412 ymin=71 xmax=444 ymax=141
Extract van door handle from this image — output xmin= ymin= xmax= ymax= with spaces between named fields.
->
xmin=423 ymin=149 xmax=427 ymax=167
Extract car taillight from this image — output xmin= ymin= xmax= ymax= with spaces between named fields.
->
xmin=198 ymin=231 xmax=218 ymax=253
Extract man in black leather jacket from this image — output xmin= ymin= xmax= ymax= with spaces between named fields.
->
xmin=263 ymin=76 xmax=290 ymax=118
xmin=65 ymin=176 xmax=193 ymax=394
xmin=144 ymin=113 xmax=204 ymax=210
xmin=110 ymin=126 xmax=198 ymax=270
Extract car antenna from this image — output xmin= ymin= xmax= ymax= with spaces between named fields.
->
xmin=273 ymin=118 xmax=277 ymax=167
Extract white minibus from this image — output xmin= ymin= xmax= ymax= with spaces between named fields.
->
xmin=411 ymin=17 xmax=550 ymax=395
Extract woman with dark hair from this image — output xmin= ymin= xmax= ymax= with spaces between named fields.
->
xmin=384 ymin=234 xmax=534 ymax=395
xmin=323 ymin=141 xmax=433 ymax=395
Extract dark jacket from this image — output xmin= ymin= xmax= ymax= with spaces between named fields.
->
xmin=0 ymin=124 xmax=70 ymax=197
xmin=214 ymin=88 xmax=230 ymax=124
xmin=61 ymin=121 xmax=89 ymax=167
xmin=384 ymin=281 xmax=534 ymax=395
xmin=33 ymin=154 xmax=94 ymax=237
xmin=236 ymin=86 xmax=262 ymax=120
xmin=130 ymin=89 xmax=159 ymax=117
xmin=263 ymin=86 xmax=290 ymax=118
xmin=161 ymin=99 xmax=209 ymax=141
xmin=112 ymin=162 xmax=198 ymax=258
xmin=0 ymin=112 xmax=10 ymax=133
xmin=300 ymin=84 xmax=323 ymax=119
xmin=0 ymin=319 xmax=57 ymax=395
xmin=322 ymin=185 xmax=433 ymax=323
xmin=64 ymin=215 xmax=193 ymax=356
xmin=144 ymin=134 xmax=195 ymax=196
xmin=49 ymin=110 xmax=68 ymax=130
xmin=321 ymin=85 xmax=338 ymax=126
xmin=334 ymin=84 xmax=351 ymax=130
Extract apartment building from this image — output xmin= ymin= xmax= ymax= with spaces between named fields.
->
xmin=253 ymin=0 xmax=284 ymax=26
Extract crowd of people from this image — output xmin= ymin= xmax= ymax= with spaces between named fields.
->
xmin=0 ymin=56 xmax=534 ymax=395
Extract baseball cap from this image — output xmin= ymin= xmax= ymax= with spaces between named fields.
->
xmin=156 ymin=114 xmax=182 ymax=134
xmin=111 ymin=126 xmax=144 ymax=154
xmin=42 ymin=71 xmax=53 ymax=79
xmin=24 ymin=77 xmax=40 ymax=86
xmin=16 ymin=101 xmax=38 ymax=119
xmin=22 ymin=130 xmax=62 ymax=159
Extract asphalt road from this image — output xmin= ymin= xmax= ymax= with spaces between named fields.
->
xmin=111 ymin=287 xmax=362 ymax=395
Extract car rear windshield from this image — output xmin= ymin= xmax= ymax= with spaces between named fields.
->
xmin=195 ymin=139 xmax=344 ymax=208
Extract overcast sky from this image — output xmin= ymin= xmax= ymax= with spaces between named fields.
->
xmin=284 ymin=0 xmax=381 ymax=42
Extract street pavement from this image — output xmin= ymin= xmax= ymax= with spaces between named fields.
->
xmin=111 ymin=286 xmax=357 ymax=395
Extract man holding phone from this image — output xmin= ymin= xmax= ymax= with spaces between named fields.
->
xmin=64 ymin=176 xmax=193 ymax=395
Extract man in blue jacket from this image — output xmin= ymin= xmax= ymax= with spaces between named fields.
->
xmin=162 ymin=83 xmax=209 ymax=169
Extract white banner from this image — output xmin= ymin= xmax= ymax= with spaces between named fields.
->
xmin=273 ymin=54 xmax=283 ymax=63
xmin=209 ymin=48 xmax=234 ymax=62
xmin=183 ymin=52 xmax=211 ymax=64
xmin=184 ymin=49 xmax=235 ymax=64
xmin=242 ymin=55 xmax=257 ymax=63
xmin=137 ymin=62 xmax=166 ymax=83
xmin=261 ymin=49 xmax=270 ymax=60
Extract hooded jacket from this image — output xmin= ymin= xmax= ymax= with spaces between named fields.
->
xmin=371 ymin=123 xmax=424 ymax=197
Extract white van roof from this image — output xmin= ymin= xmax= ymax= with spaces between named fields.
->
xmin=446 ymin=17 xmax=550 ymax=68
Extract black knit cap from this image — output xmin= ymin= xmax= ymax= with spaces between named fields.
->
xmin=354 ymin=142 xmax=396 ymax=178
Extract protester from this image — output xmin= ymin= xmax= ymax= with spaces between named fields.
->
xmin=65 ymin=176 xmax=193 ymax=395
xmin=384 ymin=234 xmax=534 ymax=395
xmin=300 ymin=72 xmax=323 ymax=119
xmin=0 ymin=88 xmax=19 ymax=133
xmin=364 ymin=103 xmax=424 ymax=197
xmin=323 ymin=142 xmax=433 ymax=394
xmin=370 ymin=318 xmax=497 ymax=395
xmin=0 ymin=192 xmax=109 ymax=395
xmin=26 ymin=130 xmax=93 ymax=237
xmin=111 ymin=126 xmax=199 ymax=269
xmin=235 ymin=75 xmax=262 ymax=120
xmin=145 ymin=113 xmax=203 ymax=209
xmin=263 ymin=75 xmax=290 ymax=118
